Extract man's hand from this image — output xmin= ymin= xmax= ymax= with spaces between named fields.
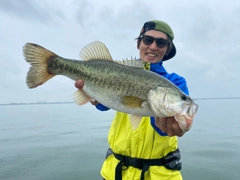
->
xmin=155 ymin=117 xmax=184 ymax=137
xmin=75 ymin=79 xmax=84 ymax=89
xmin=74 ymin=79 xmax=99 ymax=105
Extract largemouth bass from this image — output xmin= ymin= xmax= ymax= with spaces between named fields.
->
xmin=23 ymin=41 xmax=198 ymax=131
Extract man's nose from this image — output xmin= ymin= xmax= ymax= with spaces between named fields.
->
xmin=149 ymin=40 xmax=158 ymax=49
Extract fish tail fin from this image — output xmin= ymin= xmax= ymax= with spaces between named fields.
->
xmin=23 ymin=43 xmax=57 ymax=88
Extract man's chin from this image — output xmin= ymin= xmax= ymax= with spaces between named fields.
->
xmin=144 ymin=56 xmax=162 ymax=63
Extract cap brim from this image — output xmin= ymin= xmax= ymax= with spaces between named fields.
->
xmin=162 ymin=43 xmax=176 ymax=61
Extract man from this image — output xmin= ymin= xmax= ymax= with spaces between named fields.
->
xmin=75 ymin=20 xmax=191 ymax=180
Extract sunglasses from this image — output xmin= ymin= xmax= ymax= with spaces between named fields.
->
xmin=142 ymin=35 xmax=169 ymax=48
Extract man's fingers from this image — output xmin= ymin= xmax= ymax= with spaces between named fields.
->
xmin=166 ymin=117 xmax=175 ymax=136
xmin=90 ymin=100 xmax=99 ymax=105
xmin=155 ymin=117 xmax=167 ymax=133
xmin=172 ymin=121 xmax=184 ymax=137
xmin=155 ymin=117 xmax=184 ymax=137
xmin=74 ymin=80 xmax=100 ymax=105
xmin=167 ymin=118 xmax=184 ymax=137
xmin=75 ymin=80 xmax=84 ymax=88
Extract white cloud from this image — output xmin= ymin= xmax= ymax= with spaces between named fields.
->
xmin=0 ymin=0 xmax=240 ymax=103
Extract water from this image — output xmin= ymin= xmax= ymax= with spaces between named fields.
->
xmin=0 ymin=100 xmax=239 ymax=180
xmin=179 ymin=100 xmax=240 ymax=179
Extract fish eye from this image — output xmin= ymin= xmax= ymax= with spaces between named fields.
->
xmin=181 ymin=94 xmax=187 ymax=101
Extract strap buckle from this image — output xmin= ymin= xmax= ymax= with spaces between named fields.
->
xmin=124 ymin=156 xmax=144 ymax=169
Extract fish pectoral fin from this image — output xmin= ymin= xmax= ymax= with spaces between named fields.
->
xmin=141 ymin=100 xmax=150 ymax=108
xmin=116 ymin=58 xmax=144 ymax=69
xmin=79 ymin=41 xmax=113 ymax=61
xmin=122 ymin=96 xmax=145 ymax=108
xmin=72 ymin=89 xmax=91 ymax=105
xmin=129 ymin=114 xmax=142 ymax=130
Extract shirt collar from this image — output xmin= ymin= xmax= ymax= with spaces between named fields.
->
xmin=149 ymin=61 xmax=168 ymax=77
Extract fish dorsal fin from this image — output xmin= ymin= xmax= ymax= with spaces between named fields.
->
xmin=116 ymin=58 xmax=144 ymax=69
xmin=79 ymin=41 xmax=113 ymax=61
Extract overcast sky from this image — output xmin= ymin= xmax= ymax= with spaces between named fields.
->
xmin=0 ymin=0 xmax=240 ymax=104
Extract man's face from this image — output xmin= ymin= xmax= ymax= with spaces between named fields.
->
xmin=138 ymin=30 xmax=169 ymax=63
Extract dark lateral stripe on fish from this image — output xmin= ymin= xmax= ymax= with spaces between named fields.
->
xmin=48 ymin=57 xmax=97 ymax=82
xmin=48 ymin=57 xmax=75 ymax=74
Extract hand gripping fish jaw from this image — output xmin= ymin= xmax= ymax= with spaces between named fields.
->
xmin=148 ymin=87 xmax=199 ymax=132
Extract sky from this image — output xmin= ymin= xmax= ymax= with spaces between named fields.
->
xmin=0 ymin=0 xmax=240 ymax=104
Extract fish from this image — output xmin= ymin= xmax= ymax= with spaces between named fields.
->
xmin=23 ymin=41 xmax=198 ymax=132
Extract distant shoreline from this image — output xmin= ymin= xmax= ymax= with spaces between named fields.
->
xmin=0 ymin=102 xmax=75 ymax=106
xmin=193 ymin=97 xmax=240 ymax=101
xmin=1 ymin=97 xmax=240 ymax=106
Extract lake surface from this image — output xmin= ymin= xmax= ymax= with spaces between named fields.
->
xmin=0 ymin=100 xmax=239 ymax=180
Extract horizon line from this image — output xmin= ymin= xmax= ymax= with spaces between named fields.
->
xmin=1 ymin=97 xmax=240 ymax=105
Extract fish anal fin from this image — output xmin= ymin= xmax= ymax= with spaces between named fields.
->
xmin=72 ymin=89 xmax=91 ymax=105
xmin=129 ymin=114 xmax=142 ymax=130
xmin=79 ymin=41 xmax=113 ymax=61
xmin=122 ymin=96 xmax=145 ymax=108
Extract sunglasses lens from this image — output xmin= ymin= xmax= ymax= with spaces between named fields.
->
xmin=156 ymin=39 xmax=169 ymax=48
xmin=142 ymin=35 xmax=168 ymax=48
xmin=142 ymin=36 xmax=154 ymax=45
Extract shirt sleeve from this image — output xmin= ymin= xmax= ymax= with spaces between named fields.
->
xmin=168 ymin=73 xmax=189 ymax=95
xmin=95 ymin=103 xmax=110 ymax=111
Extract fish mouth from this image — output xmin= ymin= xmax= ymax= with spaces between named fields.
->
xmin=186 ymin=103 xmax=199 ymax=117
xmin=174 ymin=103 xmax=199 ymax=132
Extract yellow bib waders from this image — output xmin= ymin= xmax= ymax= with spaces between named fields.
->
xmin=100 ymin=112 xmax=183 ymax=180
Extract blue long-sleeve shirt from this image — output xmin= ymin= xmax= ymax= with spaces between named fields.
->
xmin=95 ymin=61 xmax=189 ymax=136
